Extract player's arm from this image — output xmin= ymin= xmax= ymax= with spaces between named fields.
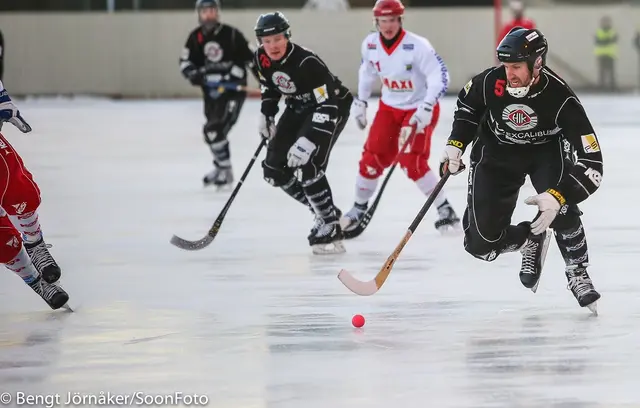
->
xmin=417 ymin=39 xmax=449 ymax=110
xmin=180 ymin=33 xmax=204 ymax=86
xmin=298 ymin=55 xmax=341 ymax=145
xmin=439 ymin=69 xmax=490 ymax=177
xmin=357 ymin=38 xmax=378 ymax=103
xmin=254 ymin=52 xmax=281 ymax=117
xmin=409 ymin=39 xmax=450 ymax=132
xmin=232 ymin=28 xmax=259 ymax=83
xmin=552 ymin=97 xmax=603 ymax=205
xmin=448 ymin=70 xmax=490 ymax=148
xmin=353 ymin=38 xmax=377 ymax=129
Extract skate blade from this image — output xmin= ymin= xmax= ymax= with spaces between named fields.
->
xmin=61 ymin=303 xmax=74 ymax=312
xmin=586 ymin=301 xmax=598 ymax=315
xmin=437 ymin=224 xmax=462 ymax=236
xmin=312 ymin=241 xmax=346 ymax=255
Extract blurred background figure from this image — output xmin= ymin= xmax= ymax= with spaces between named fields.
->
xmin=0 ymin=28 xmax=4 ymax=81
xmin=497 ymin=0 xmax=535 ymax=46
xmin=303 ymin=0 xmax=350 ymax=11
xmin=594 ymin=15 xmax=617 ymax=91
xmin=635 ymin=25 xmax=640 ymax=90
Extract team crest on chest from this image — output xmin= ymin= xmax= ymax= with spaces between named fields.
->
xmin=502 ymin=104 xmax=538 ymax=131
xmin=272 ymin=71 xmax=297 ymax=94
xmin=204 ymin=41 xmax=223 ymax=62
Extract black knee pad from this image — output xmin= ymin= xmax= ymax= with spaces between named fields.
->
xmin=203 ymin=122 xmax=228 ymax=145
xmin=262 ymin=161 xmax=292 ymax=187
xmin=550 ymin=205 xmax=582 ymax=231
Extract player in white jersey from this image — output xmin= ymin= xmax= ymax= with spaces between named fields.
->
xmin=341 ymin=0 xmax=460 ymax=234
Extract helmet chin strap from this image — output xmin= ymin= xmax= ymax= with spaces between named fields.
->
xmin=506 ymin=59 xmax=542 ymax=98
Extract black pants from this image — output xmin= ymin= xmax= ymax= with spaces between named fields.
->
xmin=202 ymin=90 xmax=246 ymax=168
xmin=597 ymin=56 xmax=616 ymax=91
xmin=463 ymin=136 xmax=582 ymax=261
xmin=262 ymin=101 xmax=350 ymax=187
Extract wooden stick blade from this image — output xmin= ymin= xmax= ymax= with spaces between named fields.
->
xmin=337 ymin=269 xmax=380 ymax=296
xmin=170 ymin=234 xmax=214 ymax=251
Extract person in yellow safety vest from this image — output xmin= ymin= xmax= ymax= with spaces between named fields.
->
xmin=594 ymin=16 xmax=617 ymax=90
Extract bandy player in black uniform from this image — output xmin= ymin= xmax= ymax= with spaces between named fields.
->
xmin=180 ymin=0 xmax=255 ymax=188
xmin=440 ymin=28 xmax=602 ymax=312
xmin=253 ymin=12 xmax=353 ymax=254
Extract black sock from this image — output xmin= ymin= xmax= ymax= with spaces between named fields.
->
xmin=302 ymin=174 xmax=338 ymax=224
xmin=554 ymin=220 xmax=589 ymax=266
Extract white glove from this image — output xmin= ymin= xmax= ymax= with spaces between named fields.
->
xmin=408 ymin=103 xmax=433 ymax=133
xmin=0 ymin=92 xmax=32 ymax=133
xmin=398 ymin=126 xmax=413 ymax=152
xmin=524 ymin=191 xmax=562 ymax=235
xmin=287 ymin=136 xmax=316 ymax=168
xmin=258 ymin=115 xmax=276 ymax=140
xmin=351 ymin=98 xmax=367 ymax=130
xmin=439 ymin=142 xmax=464 ymax=176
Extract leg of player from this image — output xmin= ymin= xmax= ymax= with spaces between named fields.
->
xmin=290 ymin=105 xmax=350 ymax=254
xmin=202 ymin=92 xmax=246 ymax=188
xmin=0 ymin=210 xmax=68 ymax=309
xmin=341 ymin=103 xmax=400 ymax=231
xmin=261 ymin=108 xmax=320 ymax=235
xmin=0 ymin=133 xmax=61 ymax=284
xmin=528 ymin=143 xmax=600 ymax=310
xmin=399 ymin=103 xmax=460 ymax=233
xmin=463 ymin=141 xmax=550 ymax=292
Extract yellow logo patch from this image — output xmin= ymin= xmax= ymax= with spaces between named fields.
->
xmin=581 ymin=133 xmax=600 ymax=153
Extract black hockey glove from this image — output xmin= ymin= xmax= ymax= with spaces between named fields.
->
xmin=183 ymin=67 xmax=205 ymax=87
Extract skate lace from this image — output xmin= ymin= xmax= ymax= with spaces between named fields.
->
xmin=316 ymin=222 xmax=337 ymax=238
xmin=311 ymin=215 xmax=324 ymax=230
xmin=30 ymin=242 xmax=57 ymax=271
xmin=32 ymin=279 xmax=59 ymax=301
xmin=566 ymin=269 xmax=594 ymax=297
xmin=520 ymin=240 xmax=538 ymax=275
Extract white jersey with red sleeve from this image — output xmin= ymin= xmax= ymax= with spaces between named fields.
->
xmin=357 ymin=29 xmax=450 ymax=110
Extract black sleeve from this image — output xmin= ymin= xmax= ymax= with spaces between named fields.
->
xmin=299 ymin=56 xmax=342 ymax=145
xmin=179 ymin=33 xmax=199 ymax=77
xmin=552 ymin=97 xmax=603 ymax=205
xmin=448 ymin=69 xmax=491 ymax=150
xmin=254 ymin=53 xmax=281 ymax=117
xmin=299 ymin=55 xmax=336 ymax=106
xmin=234 ymin=29 xmax=259 ymax=82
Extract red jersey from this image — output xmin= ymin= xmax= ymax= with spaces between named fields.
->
xmin=498 ymin=18 xmax=536 ymax=46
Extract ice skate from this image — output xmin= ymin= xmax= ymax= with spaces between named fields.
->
xmin=566 ymin=264 xmax=600 ymax=314
xmin=28 ymin=275 xmax=69 ymax=310
xmin=203 ymin=166 xmax=234 ymax=189
xmin=309 ymin=221 xmax=345 ymax=255
xmin=25 ymin=237 xmax=61 ymax=284
xmin=434 ymin=200 xmax=461 ymax=234
xmin=309 ymin=208 xmax=341 ymax=240
xmin=339 ymin=202 xmax=367 ymax=232
xmin=519 ymin=228 xmax=552 ymax=293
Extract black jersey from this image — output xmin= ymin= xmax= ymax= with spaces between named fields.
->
xmin=180 ymin=24 xmax=254 ymax=84
xmin=449 ymin=66 xmax=603 ymax=206
xmin=254 ymin=42 xmax=351 ymax=116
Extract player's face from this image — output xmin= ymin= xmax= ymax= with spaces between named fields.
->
xmin=198 ymin=7 xmax=218 ymax=25
xmin=261 ymin=34 xmax=288 ymax=61
xmin=377 ymin=16 xmax=402 ymax=40
xmin=503 ymin=62 xmax=532 ymax=88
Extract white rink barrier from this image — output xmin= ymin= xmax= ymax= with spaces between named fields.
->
xmin=0 ymin=5 xmax=638 ymax=97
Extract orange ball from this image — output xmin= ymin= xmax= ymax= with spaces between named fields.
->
xmin=352 ymin=314 xmax=365 ymax=328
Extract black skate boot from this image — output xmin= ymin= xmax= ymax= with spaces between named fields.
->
xmin=340 ymin=202 xmax=367 ymax=232
xmin=203 ymin=165 xmax=234 ymax=188
xmin=519 ymin=229 xmax=552 ymax=293
xmin=434 ymin=199 xmax=461 ymax=234
xmin=28 ymin=275 xmax=69 ymax=310
xmin=25 ymin=237 xmax=61 ymax=284
xmin=309 ymin=208 xmax=341 ymax=240
xmin=309 ymin=210 xmax=345 ymax=255
xmin=566 ymin=264 xmax=600 ymax=314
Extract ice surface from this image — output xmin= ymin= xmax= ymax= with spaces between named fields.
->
xmin=0 ymin=95 xmax=637 ymax=407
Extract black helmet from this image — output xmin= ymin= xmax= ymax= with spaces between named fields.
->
xmin=196 ymin=0 xmax=219 ymax=10
xmin=497 ymin=27 xmax=548 ymax=71
xmin=254 ymin=12 xmax=291 ymax=39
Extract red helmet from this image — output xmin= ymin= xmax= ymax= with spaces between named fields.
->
xmin=373 ymin=0 xmax=405 ymax=18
